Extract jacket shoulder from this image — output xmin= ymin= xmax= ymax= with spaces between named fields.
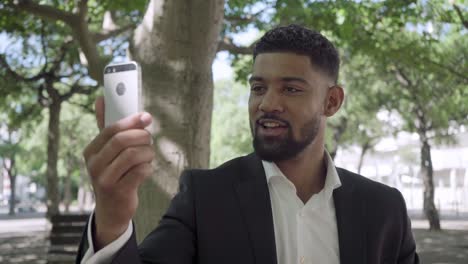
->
xmin=184 ymin=155 xmax=248 ymax=183
xmin=336 ymin=167 xmax=406 ymax=208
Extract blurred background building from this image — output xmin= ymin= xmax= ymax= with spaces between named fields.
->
xmin=336 ymin=131 xmax=468 ymax=213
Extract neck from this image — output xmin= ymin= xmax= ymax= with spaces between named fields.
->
xmin=275 ymin=136 xmax=327 ymax=204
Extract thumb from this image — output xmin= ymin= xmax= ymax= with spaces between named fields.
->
xmin=95 ymin=96 xmax=105 ymax=131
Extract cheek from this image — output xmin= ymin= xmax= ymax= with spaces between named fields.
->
xmin=288 ymin=106 xmax=320 ymax=134
xmin=248 ymin=97 xmax=259 ymax=115
xmin=248 ymin=103 xmax=256 ymax=127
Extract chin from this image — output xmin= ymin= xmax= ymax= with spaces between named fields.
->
xmin=253 ymin=139 xmax=302 ymax=162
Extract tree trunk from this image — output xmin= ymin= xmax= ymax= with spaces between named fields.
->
xmin=7 ymin=158 xmax=16 ymax=216
xmin=419 ymin=131 xmax=441 ymax=230
xmin=357 ymin=141 xmax=370 ymax=174
xmin=64 ymin=166 xmax=72 ymax=213
xmin=129 ymin=0 xmax=224 ymax=241
xmin=46 ymin=101 xmax=62 ymax=218
xmin=2 ymin=130 xmax=18 ymax=215
xmin=2 ymin=139 xmax=18 ymax=216
xmin=8 ymin=175 xmax=16 ymax=215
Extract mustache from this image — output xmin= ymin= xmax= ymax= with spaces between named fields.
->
xmin=256 ymin=114 xmax=290 ymax=127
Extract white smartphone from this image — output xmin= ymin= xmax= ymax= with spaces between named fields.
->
xmin=103 ymin=61 xmax=142 ymax=127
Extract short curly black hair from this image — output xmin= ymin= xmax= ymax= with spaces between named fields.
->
xmin=253 ymin=24 xmax=340 ymax=84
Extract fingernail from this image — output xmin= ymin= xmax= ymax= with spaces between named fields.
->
xmin=140 ymin=112 xmax=151 ymax=124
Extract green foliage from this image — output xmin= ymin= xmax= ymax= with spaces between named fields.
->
xmin=1 ymin=0 xmax=146 ymax=35
xmin=210 ymin=79 xmax=253 ymax=168
xmin=374 ymin=29 xmax=468 ymax=140
xmin=224 ymin=0 xmax=274 ymax=35
xmin=231 ymin=54 xmax=253 ymax=85
xmin=57 ymin=101 xmax=98 ymax=199
xmin=327 ymin=53 xmax=390 ymax=150
xmin=0 ymin=134 xmax=24 ymax=162
xmin=14 ymin=109 xmax=48 ymax=186
xmin=10 ymin=100 xmax=98 ymax=198
xmin=2 ymin=0 xmax=467 ymax=175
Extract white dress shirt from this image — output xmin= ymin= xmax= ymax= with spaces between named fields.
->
xmin=81 ymin=212 xmax=133 ymax=264
xmin=81 ymin=151 xmax=341 ymax=264
xmin=263 ymin=151 xmax=341 ymax=264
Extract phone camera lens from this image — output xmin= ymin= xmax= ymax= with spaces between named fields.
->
xmin=116 ymin=82 xmax=126 ymax=96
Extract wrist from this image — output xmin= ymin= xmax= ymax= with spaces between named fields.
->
xmin=93 ymin=214 xmax=129 ymax=250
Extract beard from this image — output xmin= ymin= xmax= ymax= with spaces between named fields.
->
xmin=251 ymin=113 xmax=321 ymax=162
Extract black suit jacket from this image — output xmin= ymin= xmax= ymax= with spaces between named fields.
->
xmin=77 ymin=153 xmax=419 ymax=264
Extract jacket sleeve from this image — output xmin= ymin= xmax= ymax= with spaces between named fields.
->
xmin=394 ymin=189 xmax=419 ymax=264
xmin=138 ymin=170 xmax=197 ymax=263
xmin=75 ymin=213 xmax=133 ymax=264
xmin=75 ymin=170 xmax=197 ymax=264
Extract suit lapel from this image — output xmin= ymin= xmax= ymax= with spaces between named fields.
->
xmin=234 ymin=153 xmax=278 ymax=264
xmin=334 ymin=168 xmax=366 ymax=264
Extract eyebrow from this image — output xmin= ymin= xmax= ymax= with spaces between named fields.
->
xmin=248 ymin=76 xmax=263 ymax=83
xmin=248 ymin=76 xmax=310 ymax=85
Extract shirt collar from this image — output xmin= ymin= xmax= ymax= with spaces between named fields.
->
xmin=261 ymin=150 xmax=342 ymax=194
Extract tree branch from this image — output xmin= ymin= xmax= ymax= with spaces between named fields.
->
xmin=453 ymin=4 xmax=468 ymax=29
xmin=11 ymin=0 xmax=77 ymax=26
xmin=93 ymin=24 xmax=136 ymax=42
xmin=37 ymin=84 xmax=50 ymax=107
xmin=72 ymin=0 xmax=105 ymax=84
xmin=49 ymin=40 xmax=74 ymax=75
xmin=394 ymin=66 xmax=413 ymax=87
xmin=421 ymin=56 xmax=468 ymax=82
xmin=0 ymin=54 xmax=46 ymax=82
xmin=224 ymin=6 xmax=270 ymax=24
xmin=61 ymin=81 xmax=97 ymax=101
xmin=40 ymin=20 xmax=49 ymax=73
xmin=217 ymin=37 xmax=253 ymax=55
xmin=77 ymin=0 xmax=89 ymax=21
xmin=11 ymin=0 xmax=106 ymax=84
xmin=225 ymin=14 xmax=257 ymax=24
xmin=68 ymin=100 xmax=94 ymax=114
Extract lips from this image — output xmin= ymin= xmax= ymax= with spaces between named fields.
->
xmin=257 ymin=118 xmax=287 ymax=127
xmin=256 ymin=118 xmax=288 ymax=137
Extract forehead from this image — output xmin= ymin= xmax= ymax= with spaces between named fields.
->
xmin=252 ymin=52 xmax=323 ymax=82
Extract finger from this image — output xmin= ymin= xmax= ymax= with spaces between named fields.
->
xmin=90 ymin=129 xmax=153 ymax=175
xmin=84 ymin=112 xmax=153 ymax=160
xmin=102 ymin=112 xmax=152 ymax=142
xmin=95 ymin=96 xmax=105 ymax=131
xmin=119 ymin=162 xmax=154 ymax=191
xmin=99 ymin=145 xmax=155 ymax=186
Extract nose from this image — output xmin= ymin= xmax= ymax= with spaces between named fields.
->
xmin=258 ymin=90 xmax=284 ymax=113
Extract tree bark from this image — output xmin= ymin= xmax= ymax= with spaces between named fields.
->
xmin=46 ymin=100 xmax=62 ymax=218
xmin=6 ymin=159 xmax=16 ymax=216
xmin=357 ymin=141 xmax=370 ymax=174
xmin=8 ymin=174 xmax=16 ymax=215
xmin=129 ymin=0 xmax=224 ymax=241
xmin=419 ymin=130 xmax=441 ymax=230
xmin=3 ymin=131 xmax=18 ymax=216
xmin=64 ymin=164 xmax=72 ymax=213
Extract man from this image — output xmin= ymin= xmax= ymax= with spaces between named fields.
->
xmin=77 ymin=24 xmax=419 ymax=263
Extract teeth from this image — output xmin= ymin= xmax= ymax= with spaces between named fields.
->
xmin=263 ymin=122 xmax=280 ymax=128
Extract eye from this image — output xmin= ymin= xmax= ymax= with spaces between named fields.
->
xmin=285 ymin=86 xmax=302 ymax=93
xmin=250 ymin=84 xmax=265 ymax=93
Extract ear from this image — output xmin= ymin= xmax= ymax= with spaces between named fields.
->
xmin=323 ymin=85 xmax=344 ymax=117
